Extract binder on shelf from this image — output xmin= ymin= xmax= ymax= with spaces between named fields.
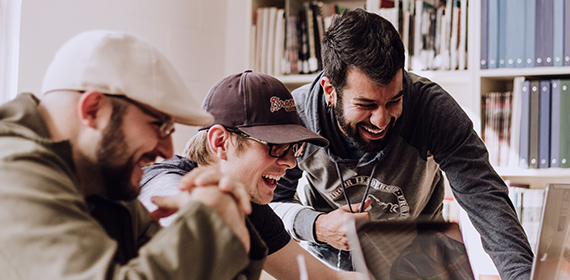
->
xmin=497 ymin=0 xmax=507 ymax=68
xmin=550 ymin=79 xmax=561 ymax=168
xmin=534 ymin=0 xmax=554 ymax=67
xmin=524 ymin=0 xmax=536 ymax=67
xmin=553 ymin=0 xmax=564 ymax=67
xmin=529 ymin=80 xmax=540 ymax=169
xmin=560 ymin=79 xmax=570 ymax=168
xmin=519 ymin=80 xmax=531 ymax=168
xmin=564 ymin=0 xmax=570 ymax=66
xmin=480 ymin=0 xmax=488 ymax=69
xmin=538 ymin=80 xmax=551 ymax=168
xmin=487 ymin=0 xmax=499 ymax=69
xmin=505 ymin=0 xmax=525 ymax=68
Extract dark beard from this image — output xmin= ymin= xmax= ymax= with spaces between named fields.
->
xmin=333 ymin=96 xmax=392 ymax=153
xmin=96 ymin=101 xmax=139 ymax=201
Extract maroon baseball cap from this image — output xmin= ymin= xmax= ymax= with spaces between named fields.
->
xmin=201 ymin=70 xmax=328 ymax=147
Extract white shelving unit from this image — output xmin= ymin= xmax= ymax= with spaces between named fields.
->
xmin=226 ymin=0 xmax=570 ymax=279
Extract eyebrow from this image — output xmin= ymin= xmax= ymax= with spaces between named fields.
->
xmin=354 ymin=90 xmax=404 ymax=103
xmin=391 ymin=90 xmax=405 ymax=100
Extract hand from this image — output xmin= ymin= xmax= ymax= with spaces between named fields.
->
xmin=151 ymin=187 xmax=251 ymax=252
xmin=314 ymin=200 xmax=372 ymax=250
xmin=178 ymin=166 xmax=251 ymax=215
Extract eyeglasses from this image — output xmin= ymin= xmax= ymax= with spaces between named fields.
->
xmin=110 ymin=95 xmax=175 ymax=139
xmin=226 ymin=128 xmax=307 ymax=158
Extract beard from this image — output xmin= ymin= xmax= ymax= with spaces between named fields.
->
xmin=95 ymin=102 xmax=139 ymax=201
xmin=333 ymin=97 xmax=394 ymax=153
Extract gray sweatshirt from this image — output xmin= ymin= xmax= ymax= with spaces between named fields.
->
xmin=271 ymin=71 xmax=533 ymax=280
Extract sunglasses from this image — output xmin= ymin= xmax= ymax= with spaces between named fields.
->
xmin=225 ymin=127 xmax=307 ymax=158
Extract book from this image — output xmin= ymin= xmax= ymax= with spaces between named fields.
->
xmin=560 ymin=79 xmax=570 ymax=168
xmin=529 ymin=80 xmax=540 ymax=169
xmin=497 ymin=0 xmax=507 ymax=68
xmin=519 ymin=80 xmax=531 ymax=168
xmin=458 ymin=0 xmax=467 ymax=70
xmin=505 ymin=0 xmax=525 ymax=68
xmin=553 ymin=0 xmax=564 ymax=66
xmin=266 ymin=7 xmax=278 ymax=75
xmin=274 ymin=9 xmax=286 ymax=76
xmin=539 ymin=80 xmax=551 ymax=168
xmin=480 ymin=0 xmax=488 ymax=69
xmin=509 ymin=77 xmax=525 ymax=167
xmin=450 ymin=0 xmax=460 ymax=70
xmin=550 ymin=79 xmax=561 ymax=167
xmin=524 ymin=0 xmax=536 ymax=67
xmin=487 ymin=0 xmax=499 ymax=69
xmin=535 ymin=0 xmax=554 ymax=67
xmin=565 ymin=0 xmax=570 ymax=66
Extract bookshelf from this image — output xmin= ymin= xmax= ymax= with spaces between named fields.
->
xmin=226 ymin=0 xmax=570 ymax=279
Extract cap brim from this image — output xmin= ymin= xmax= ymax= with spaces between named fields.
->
xmin=239 ymin=124 xmax=329 ymax=147
xmin=172 ymin=110 xmax=214 ymax=126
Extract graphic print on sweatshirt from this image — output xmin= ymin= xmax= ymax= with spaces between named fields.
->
xmin=330 ymin=175 xmax=410 ymax=221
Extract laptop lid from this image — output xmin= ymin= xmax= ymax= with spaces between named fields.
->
xmin=347 ymin=218 xmax=474 ymax=280
xmin=530 ymin=184 xmax=570 ymax=280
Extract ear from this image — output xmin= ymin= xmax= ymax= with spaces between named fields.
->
xmin=207 ymin=125 xmax=231 ymax=161
xmin=77 ymin=91 xmax=109 ymax=129
xmin=320 ymin=76 xmax=337 ymax=107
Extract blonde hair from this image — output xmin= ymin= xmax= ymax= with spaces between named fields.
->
xmin=183 ymin=128 xmax=249 ymax=165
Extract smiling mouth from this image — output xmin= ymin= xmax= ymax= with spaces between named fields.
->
xmin=362 ymin=126 xmax=386 ymax=135
xmin=262 ymin=174 xmax=282 ymax=186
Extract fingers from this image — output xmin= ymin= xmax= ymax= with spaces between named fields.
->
xmin=149 ymin=195 xmax=184 ymax=220
xmin=218 ymin=175 xmax=252 ymax=214
xmin=339 ymin=199 xmax=372 ymax=213
xmin=178 ymin=167 xmax=252 ymax=215
xmin=178 ymin=167 xmax=222 ymax=191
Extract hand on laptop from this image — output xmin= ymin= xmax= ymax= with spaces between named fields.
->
xmin=315 ymin=200 xmax=372 ymax=250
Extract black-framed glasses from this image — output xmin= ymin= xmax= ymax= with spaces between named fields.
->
xmin=226 ymin=127 xmax=307 ymax=158
xmin=110 ymin=95 xmax=175 ymax=139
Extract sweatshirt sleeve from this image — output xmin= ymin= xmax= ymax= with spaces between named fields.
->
xmin=406 ymin=77 xmax=533 ymax=280
xmin=271 ymin=166 xmax=325 ymax=242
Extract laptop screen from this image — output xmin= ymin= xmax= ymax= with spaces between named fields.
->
xmin=348 ymin=219 xmax=474 ymax=280
xmin=530 ymin=184 xmax=570 ymax=279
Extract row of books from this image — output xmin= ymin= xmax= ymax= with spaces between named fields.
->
xmin=482 ymin=77 xmax=570 ymax=169
xmin=481 ymin=0 xmax=570 ymax=69
xmin=250 ymin=0 xmax=469 ymax=76
xmin=481 ymin=91 xmax=512 ymax=167
xmin=251 ymin=2 xmax=347 ymax=76
xmin=507 ymin=181 xmax=545 ymax=253
xmin=402 ymin=0 xmax=468 ymax=71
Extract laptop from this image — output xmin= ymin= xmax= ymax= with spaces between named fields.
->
xmin=346 ymin=218 xmax=474 ymax=280
xmin=530 ymin=183 xmax=570 ymax=280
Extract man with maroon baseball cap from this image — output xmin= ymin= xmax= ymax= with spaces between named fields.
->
xmin=140 ymin=71 xmax=359 ymax=279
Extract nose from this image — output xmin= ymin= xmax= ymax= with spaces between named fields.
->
xmin=369 ymin=107 xmax=390 ymax=129
xmin=156 ymin=135 xmax=174 ymax=160
xmin=278 ymin=148 xmax=297 ymax=169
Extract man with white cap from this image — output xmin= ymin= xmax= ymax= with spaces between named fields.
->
xmin=139 ymin=71 xmax=359 ymax=279
xmin=0 ymin=30 xmax=267 ymax=279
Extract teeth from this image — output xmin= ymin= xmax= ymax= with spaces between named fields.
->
xmin=363 ymin=126 xmax=385 ymax=134
xmin=263 ymin=174 xmax=282 ymax=181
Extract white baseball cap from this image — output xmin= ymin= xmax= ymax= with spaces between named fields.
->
xmin=41 ymin=29 xmax=214 ymax=126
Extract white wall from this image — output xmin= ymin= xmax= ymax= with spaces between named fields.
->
xmin=18 ymin=0 xmax=228 ymax=154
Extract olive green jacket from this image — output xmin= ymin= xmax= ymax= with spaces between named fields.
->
xmin=0 ymin=93 xmax=267 ymax=279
